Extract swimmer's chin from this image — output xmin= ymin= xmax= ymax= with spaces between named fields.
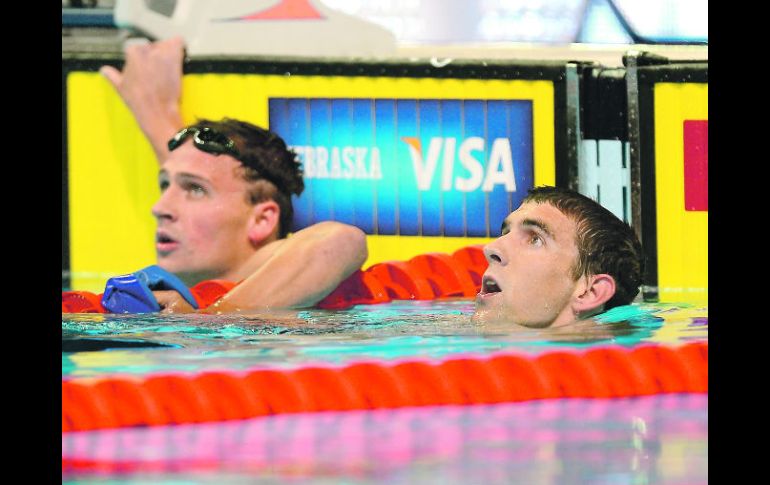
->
xmin=470 ymin=308 xmax=489 ymax=324
xmin=470 ymin=308 xmax=527 ymax=327
xmin=471 ymin=308 xmax=560 ymax=329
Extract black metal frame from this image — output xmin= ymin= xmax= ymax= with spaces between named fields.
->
xmin=62 ymin=67 xmax=71 ymax=290
xmin=630 ymin=62 xmax=708 ymax=300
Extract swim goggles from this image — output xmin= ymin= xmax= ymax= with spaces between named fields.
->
xmin=167 ymin=126 xmax=241 ymax=159
xmin=167 ymin=125 xmax=287 ymax=193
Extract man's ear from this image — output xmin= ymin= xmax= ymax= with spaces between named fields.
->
xmin=247 ymin=200 xmax=280 ymax=245
xmin=573 ymin=274 xmax=616 ymax=315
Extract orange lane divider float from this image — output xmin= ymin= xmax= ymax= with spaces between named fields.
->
xmin=62 ymin=341 xmax=707 ymax=432
xmin=61 ymin=245 xmax=488 ymax=313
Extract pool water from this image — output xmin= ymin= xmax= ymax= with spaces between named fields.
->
xmin=62 ymin=299 xmax=708 ymax=484
xmin=62 ymin=299 xmax=707 ymax=378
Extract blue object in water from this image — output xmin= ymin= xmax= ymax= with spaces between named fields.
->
xmin=101 ymin=265 xmax=199 ymax=313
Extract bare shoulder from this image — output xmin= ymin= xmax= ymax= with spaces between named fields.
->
xmin=294 ymin=220 xmax=367 ymax=238
xmin=238 ymin=238 xmax=287 ymax=277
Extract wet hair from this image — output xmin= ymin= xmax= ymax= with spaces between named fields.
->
xmin=522 ymin=186 xmax=644 ymax=309
xmin=188 ymin=118 xmax=304 ymax=238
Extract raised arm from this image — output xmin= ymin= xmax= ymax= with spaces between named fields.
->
xmin=202 ymin=221 xmax=368 ymax=312
xmin=100 ymin=37 xmax=186 ymax=164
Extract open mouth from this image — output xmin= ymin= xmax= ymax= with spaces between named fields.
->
xmin=156 ymin=232 xmax=179 ymax=253
xmin=156 ymin=233 xmax=176 ymax=244
xmin=481 ymin=276 xmax=501 ymax=295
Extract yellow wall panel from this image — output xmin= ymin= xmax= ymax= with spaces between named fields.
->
xmin=67 ymin=73 xmax=159 ymax=291
xmin=653 ymin=82 xmax=708 ymax=302
xmin=363 ymin=235 xmax=492 ymax=269
xmin=67 ymin=71 xmax=555 ymax=290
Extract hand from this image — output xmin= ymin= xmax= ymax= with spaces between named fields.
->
xmin=99 ymin=36 xmax=186 ymax=163
xmin=153 ymin=290 xmax=196 ymax=314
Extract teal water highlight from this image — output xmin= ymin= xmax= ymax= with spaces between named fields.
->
xmin=62 ymin=299 xmax=707 ymax=379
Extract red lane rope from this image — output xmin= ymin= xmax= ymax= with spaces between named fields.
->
xmin=536 ymin=351 xmax=612 ymax=398
xmin=62 ymin=246 xmax=489 ymax=312
xmin=584 ymin=347 xmax=658 ymax=396
xmin=340 ymin=362 xmax=415 ymax=408
xmin=62 ymin=342 xmax=707 ymax=432
xmin=194 ymin=372 xmax=270 ymax=421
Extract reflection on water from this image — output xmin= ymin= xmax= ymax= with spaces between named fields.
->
xmin=62 ymin=300 xmax=707 ymax=378
xmin=62 ymin=394 xmax=708 ymax=485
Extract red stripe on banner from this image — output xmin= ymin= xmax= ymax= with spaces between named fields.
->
xmin=683 ymin=120 xmax=708 ymax=211
xmin=238 ymin=0 xmax=325 ymax=20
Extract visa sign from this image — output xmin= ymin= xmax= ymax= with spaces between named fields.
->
xmin=403 ymin=137 xmax=516 ymax=192
xmin=292 ymin=136 xmax=516 ymax=193
xmin=269 ymin=98 xmax=534 ymax=237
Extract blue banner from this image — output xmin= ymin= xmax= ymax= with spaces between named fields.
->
xmin=270 ymin=98 xmax=534 ymax=237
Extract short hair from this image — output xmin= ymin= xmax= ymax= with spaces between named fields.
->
xmin=189 ymin=118 xmax=304 ymax=238
xmin=522 ymin=186 xmax=644 ymax=309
